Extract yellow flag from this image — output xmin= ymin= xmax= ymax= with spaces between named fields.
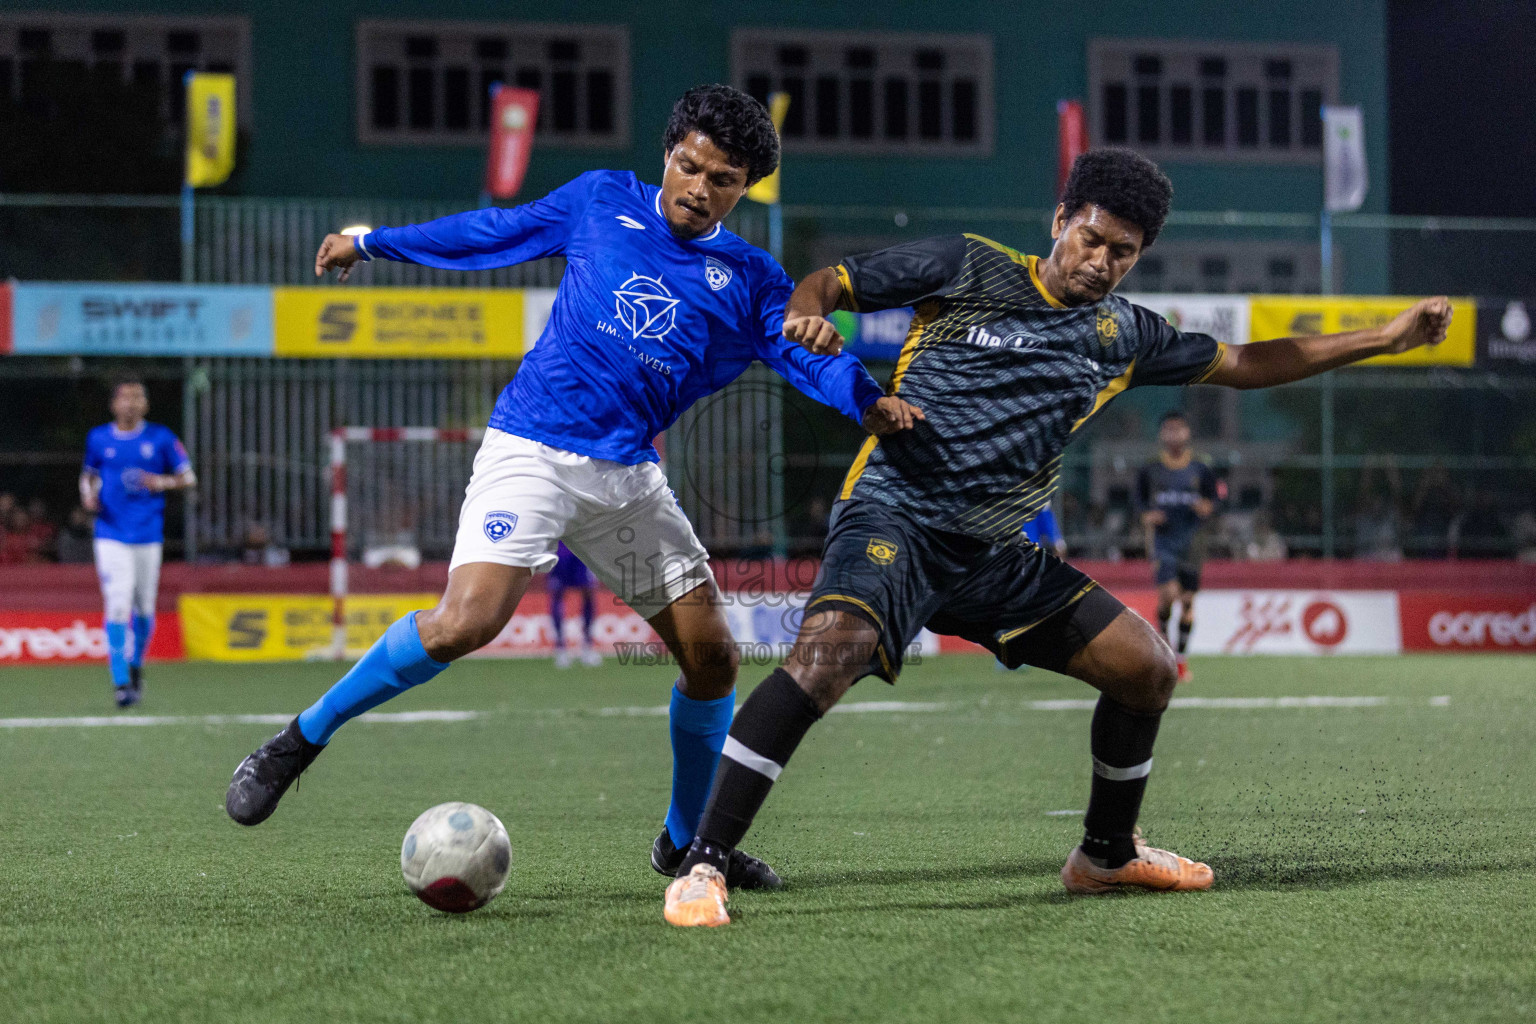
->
xmin=746 ymin=92 xmax=790 ymax=205
xmin=185 ymin=72 xmax=236 ymax=188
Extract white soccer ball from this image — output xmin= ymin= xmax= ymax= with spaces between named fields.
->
xmin=400 ymin=802 xmax=512 ymax=913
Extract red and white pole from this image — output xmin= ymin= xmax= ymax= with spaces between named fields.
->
xmin=328 ymin=427 xmax=349 ymax=659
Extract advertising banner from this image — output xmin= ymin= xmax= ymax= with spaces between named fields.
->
xmin=1399 ymin=592 xmax=1536 ymax=653
xmin=1188 ymin=590 xmax=1401 ymax=655
xmin=828 ymin=307 xmax=914 ymax=361
xmin=1120 ymin=294 xmax=1250 ymax=346
xmin=1249 ymin=295 xmax=1475 ymax=367
xmin=1475 ymin=298 xmax=1536 ymax=373
xmin=0 ymin=612 xmax=183 ymax=665
xmin=184 ymin=72 xmax=237 ymax=188
xmin=273 ymin=288 xmax=523 ymax=358
xmin=179 ymin=593 xmax=438 ymax=661
xmin=9 ymin=283 xmax=273 ymax=356
xmin=484 ymin=85 xmax=540 ymax=200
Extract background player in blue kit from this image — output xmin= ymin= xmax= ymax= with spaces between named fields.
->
xmin=548 ymin=542 xmax=601 ymax=668
xmin=1021 ymin=502 xmax=1067 ymax=557
xmin=225 ymin=85 xmax=921 ymax=890
xmin=80 ymin=377 xmax=196 ymax=707
xmin=1136 ymin=411 xmax=1219 ymax=682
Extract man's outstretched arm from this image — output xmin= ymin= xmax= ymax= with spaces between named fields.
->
xmin=1205 ymin=297 xmax=1453 ymax=390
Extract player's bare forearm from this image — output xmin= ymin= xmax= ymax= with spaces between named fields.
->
xmin=783 ymin=268 xmax=850 ymax=355
xmin=1207 ymin=297 xmax=1452 ymax=389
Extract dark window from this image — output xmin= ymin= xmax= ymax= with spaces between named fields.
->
xmin=404 ymin=36 xmax=436 ymax=59
xmin=1268 ymin=257 xmax=1296 ymax=279
xmin=1103 ymin=83 xmax=1128 ymax=142
xmin=777 ymin=45 xmax=807 ymax=68
xmin=1202 ymin=86 xmax=1225 ymax=145
xmin=883 ymin=77 xmax=908 ymax=138
xmin=167 ymin=61 xmax=195 ymax=123
xmin=1300 ymin=88 xmax=1323 ymax=147
xmin=814 ymin=75 xmax=839 ymax=138
xmin=1198 ymin=56 xmax=1226 ymax=78
xmin=915 ymin=49 xmax=944 ymax=71
xmin=18 ymin=28 xmax=50 ymax=54
xmin=1133 ymin=54 xmax=1161 ymax=76
xmin=91 ymin=30 xmax=126 ymax=55
xmin=547 ymin=39 xmax=579 ymax=62
xmin=849 ymin=77 xmax=874 ymax=137
xmin=1137 ymin=84 xmax=1160 ymax=143
xmin=1265 ymin=58 xmax=1292 ymax=81
xmin=845 ymin=47 xmax=874 ymax=69
xmin=444 ymin=66 xmax=470 ymax=129
xmin=917 ymin=78 xmax=942 ymax=138
xmin=0 ymin=59 xmax=10 ymax=102
xmin=550 ymin=68 xmax=577 ymax=132
xmin=1138 ymin=256 xmax=1164 ymax=278
xmin=587 ymin=69 xmax=614 ymax=133
xmin=1236 ymin=87 xmax=1259 ymax=146
xmin=1170 ymin=84 xmax=1192 ymax=144
xmin=132 ymin=60 xmax=159 ymax=92
xmin=1268 ymin=88 xmax=1291 ymax=147
xmin=1201 ymin=257 xmax=1230 ymax=278
xmin=407 ymin=66 xmax=434 ymax=129
xmin=478 ymin=69 xmax=502 ymax=128
xmin=166 ymin=31 xmax=200 ymax=55
xmin=745 ymin=73 xmax=770 ymax=107
xmin=952 ymin=79 xmax=977 ymax=141
xmin=515 ymin=68 xmax=542 ymax=126
xmin=476 ymin=38 xmax=507 ymax=61
xmin=207 ymin=61 xmax=232 ymax=74
xmin=781 ymin=76 xmax=805 ymax=136
xmin=92 ymin=60 xmax=122 ymax=85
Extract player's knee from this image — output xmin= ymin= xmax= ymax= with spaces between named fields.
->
xmin=1129 ymin=643 xmax=1178 ymax=713
xmin=678 ymin=641 xmax=739 ymax=700
xmin=418 ymin=603 xmax=505 ymax=661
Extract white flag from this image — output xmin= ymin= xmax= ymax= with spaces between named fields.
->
xmin=1322 ymin=105 xmax=1367 ymax=213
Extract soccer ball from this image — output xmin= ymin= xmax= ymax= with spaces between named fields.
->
xmin=400 ymin=802 xmax=512 ymax=913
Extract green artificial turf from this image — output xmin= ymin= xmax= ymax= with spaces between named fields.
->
xmin=2 ymin=653 xmax=1533 ymax=1023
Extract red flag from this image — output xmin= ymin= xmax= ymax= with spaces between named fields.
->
xmin=1057 ymin=100 xmax=1086 ymax=198
xmin=484 ymin=85 xmax=540 ymax=200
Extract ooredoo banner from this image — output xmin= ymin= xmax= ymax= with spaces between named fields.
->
xmin=1188 ymin=590 xmax=1401 ymax=655
xmin=1399 ymin=593 xmax=1536 ymax=652
xmin=0 ymin=612 xmax=183 ymax=665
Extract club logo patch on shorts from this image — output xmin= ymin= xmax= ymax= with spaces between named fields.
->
xmin=866 ymin=538 xmax=898 ymax=565
xmin=483 ymin=510 xmax=519 ymax=543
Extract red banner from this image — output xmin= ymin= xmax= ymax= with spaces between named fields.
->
xmin=484 ymin=86 xmax=540 ymax=200
xmin=0 ymin=280 xmax=12 ymax=354
xmin=1399 ymin=592 xmax=1536 ymax=652
xmin=0 ymin=612 xmax=184 ymax=665
xmin=1057 ymin=100 xmax=1087 ymax=197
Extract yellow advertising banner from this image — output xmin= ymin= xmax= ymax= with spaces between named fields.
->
xmin=179 ymin=593 xmax=438 ymax=661
xmin=273 ymin=288 xmax=523 ymax=358
xmin=185 ymin=72 xmax=237 ymax=188
xmin=1249 ymin=295 xmax=1477 ymax=367
xmin=746 ymin=92 xmax=791 ymax=205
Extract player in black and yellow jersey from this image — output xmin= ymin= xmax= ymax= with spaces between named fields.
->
xmin=664 ymin=149 xmax=1454 ymax=926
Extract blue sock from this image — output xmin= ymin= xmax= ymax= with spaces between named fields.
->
xmin=105 ymin=620 xmax=131 ymax=687
xmin=665 ymin=683 xmax=735 ymax=848
xmin=130 ymin=613 xmax=155 ymax=668
xmin=296 ymin=612 xmax=448 ymax=745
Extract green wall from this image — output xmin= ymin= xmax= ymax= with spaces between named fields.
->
xmin=28 ymin=0 xmax=1389 ymax=217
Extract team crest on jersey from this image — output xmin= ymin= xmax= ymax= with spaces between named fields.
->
xmin=141 ymin=441 xmax=154 ymax=458
xmin=483 ymin=510 xmax=519 ymax=543
xmin=1096 ymin=306 xmax=1121 ymax=346
xmin=704 ymin=256 xmax=732 ymax=291
xmin=613 ymin=272 xmax=680 ymax=340
xmin=866 ymin=538 xmax=899 ymax=565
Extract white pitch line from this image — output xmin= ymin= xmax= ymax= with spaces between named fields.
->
xmin=0 ymin=710 xmax=482 ymax=729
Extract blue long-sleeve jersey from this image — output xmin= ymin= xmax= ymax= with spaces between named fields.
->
xmin=358 ymin=170 xmax=884 ymax=465
xmin=1022 ymin=505 xmax=1063 ymax=547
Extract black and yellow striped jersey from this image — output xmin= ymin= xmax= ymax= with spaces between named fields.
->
xmin=834 ymin=233 xmax=1226 ymax=541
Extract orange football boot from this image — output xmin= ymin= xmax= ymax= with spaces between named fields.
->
xmin=1061 ymin=842 xmax=1213 ymax=894
xmin=664 ymin=863 xmax=731 ymax=927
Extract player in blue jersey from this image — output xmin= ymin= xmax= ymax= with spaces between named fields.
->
xmin=225 ymin=86 xmax=921 ymax=891
xmin=548 ymin=542 xmax=600 ymax=668
xmin=1136 ymin=411 xmax=1219 ymax=682
xmin=80 ymin=377 xmax=196 ymax=707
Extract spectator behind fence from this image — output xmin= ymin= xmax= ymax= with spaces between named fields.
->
xmin=1353 ymin=491 xmax=1404 ymax=561
xmin=1410 ymin=463 xmax=1459 ymax=558
xmin=57 ymin=505 xmax=96 ymax=563
xmin=1246 ymin=511 xmax=1288 ymax=561
xmin=1 ymin=507 xmax=50 ymax=564
xmin=240 ymin=523 xmax=291 ymax=568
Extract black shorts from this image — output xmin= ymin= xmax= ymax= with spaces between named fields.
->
xmin=804 ymin=499 xmax=1126 ymax=682
xmin=1152 ymin=553 xmax=1202 ymax=592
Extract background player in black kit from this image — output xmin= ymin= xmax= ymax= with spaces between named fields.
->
xmin=1137 ymin=411 xmax=1219 ymax=682
xmin=664 ymin=148 xmax=1455 ymax=926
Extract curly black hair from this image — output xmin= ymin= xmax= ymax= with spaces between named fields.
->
xmin=1060 ymin=148 xmax=1173 ymax=247
xmin=662 ymin=84 xmax=780 ymax=186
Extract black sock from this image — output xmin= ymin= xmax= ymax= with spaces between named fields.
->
xmin=1082 ymin=695 xmax=1162 ymax=868
xmin=1176 ymin=617 xmax=1193 ymax=655
xmin=680 ymin=668 xmax=823 ymax=875
xmin=1157 ymin=608 xmax=1172 ymax=643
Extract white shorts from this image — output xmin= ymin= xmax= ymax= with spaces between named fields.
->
xmin=450 ymin=429 xmax=712 ymax=619
xmin=94 ymin=538 xmax=163 ymax=622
